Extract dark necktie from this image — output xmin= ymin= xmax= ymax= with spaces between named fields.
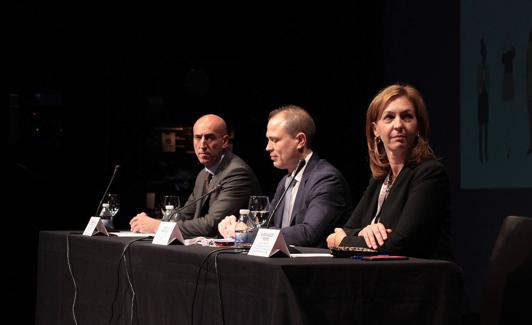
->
xmin=201 ymin=172 xmax=213 ymax=216
xmin=204 ymin=172 xmax=213 ymax=194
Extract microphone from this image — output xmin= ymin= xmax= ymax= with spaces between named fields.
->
xmin=94 ymin=164 xmax=120 ymax=217
xmin=165 ymin=183 xmax=223 ymax=221
xmin=264 ymin=159 xmax=306 ymax=228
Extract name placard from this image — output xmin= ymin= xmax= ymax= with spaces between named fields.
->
xmin=82 ymin=217 xmax=109 ymax=236
xmin=152 ymin=222 xmax=185 ymax=245
xmin=248 ymin=228 xmax=290 ymax=257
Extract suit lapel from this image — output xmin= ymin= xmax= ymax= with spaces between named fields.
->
xmin=199 ymin=170 xmax=210 ymax=209
xmin=194 ymin=170 xmax=207 ymax=219
xmin=288 ymin=154 xmax=318 ymax=226
xmin=362 ymin=178 xmax=383 ymax=225
xmin=273 ymin=178 xmax=287 ymax=228
xmin=374 ymin=165 xmax=410 ymax=225
xmin=197 ymin=152 xmax=232 ymax=217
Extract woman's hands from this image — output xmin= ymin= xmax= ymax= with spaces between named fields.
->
xmin=357 ymin=223 xmax=392 ymax=249
xmin=326 ymin=228 xmax=347 ymax=249
xmin=327 ymin=224 xmax=393 ymax=250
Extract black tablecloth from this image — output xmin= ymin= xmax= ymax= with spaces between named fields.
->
xmin=35 ymin=231 xmax=464 ymax=325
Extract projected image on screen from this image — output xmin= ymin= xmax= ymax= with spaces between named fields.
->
xmin=460 ymin=0 xmax=532 ymax=188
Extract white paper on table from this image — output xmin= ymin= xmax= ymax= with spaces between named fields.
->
xmin=109 ymin=231 xmax=155 ymax=237
xmin=289 ymin=253 xmax=333 ymax=258
xmin=248 ymin=228 xmax=290 ymax=257
xmin=152 ymin=222 xmax=185 ymax=245
xmin=82 ymin=217 xmax=109 ymax=236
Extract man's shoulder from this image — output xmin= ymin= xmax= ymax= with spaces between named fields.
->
xmin=305 ymin=157 xmax=347 ymax=182
xmin=218 ymin=151 xmax=258 ymax=178
xmin=223 ymin=152 xmax=252 ymax=169
xmin=311 ymin=157 xmax=344 ymax=175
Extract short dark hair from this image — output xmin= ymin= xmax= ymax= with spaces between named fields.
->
xmin=268 ymin=105 xmax=316 ymax=147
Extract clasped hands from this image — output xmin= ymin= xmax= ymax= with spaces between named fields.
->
xmin=129 ymin=212 xmax=161 ymax=234
xmin=218 ymin=215 xmax=238 ymax=239
xmin=326 ymin=223 xmax=392 ymax=250
xmin=129 ymin=213 xmax=246 ymax=238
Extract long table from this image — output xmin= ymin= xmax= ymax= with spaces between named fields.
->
xmin=35 ymin=231 xmax=464 ymax=325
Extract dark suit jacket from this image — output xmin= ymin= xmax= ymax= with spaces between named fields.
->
xmin=174 ymin=151 xmax=261 ymax=238
xmin=340 ymin=159 xmax=452 ymax=259
xmin=271 ymin=153 xmax=352 ymax=247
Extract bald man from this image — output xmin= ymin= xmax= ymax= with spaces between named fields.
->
xmin=130 ymin=114 xmax=261 ymax=238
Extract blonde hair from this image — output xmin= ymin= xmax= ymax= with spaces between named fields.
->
xmin=366 ymin=84 xmax=436 ymax=179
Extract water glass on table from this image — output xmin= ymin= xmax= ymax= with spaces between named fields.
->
xmin=248 ymin=196 xmax=270 ymax=229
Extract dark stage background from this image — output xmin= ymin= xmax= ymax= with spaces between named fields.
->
xmin=6 ymin=1 xmax=532 ymax=323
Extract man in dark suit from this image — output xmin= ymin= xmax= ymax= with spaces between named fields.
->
xmin=130 ymin=114 xmax=261 ymax=238
xmin=219 ymin=105 xmax=352 ymax=247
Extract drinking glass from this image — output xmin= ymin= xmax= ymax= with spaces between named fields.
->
xmin=105 ymin=194 xmax=120 ymax=218
xmin=248 ymin=196 xmax=270 ymax=228
xmin=160 ymin=195 xmax=180 ymax=221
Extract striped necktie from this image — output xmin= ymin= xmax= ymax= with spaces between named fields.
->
xmin=204 ymin=172 xmax=213 ymax=194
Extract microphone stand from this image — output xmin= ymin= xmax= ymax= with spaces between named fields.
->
xmin=263 ymin=159 xmax=306 ymax=228
xmin=94 ymin=165 xmax=120 ymax=217
xmin=165 ymin=184 xmax=222 ymax=221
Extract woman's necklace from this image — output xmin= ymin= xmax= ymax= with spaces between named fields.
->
xmin=373 ymin=172 xmax=395 ymax=223
xmin=384 ymin=173 xmax=394 ymax=194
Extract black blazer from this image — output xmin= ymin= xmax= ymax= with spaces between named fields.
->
xmin=340 ymin=159 xmax=452 ymax=259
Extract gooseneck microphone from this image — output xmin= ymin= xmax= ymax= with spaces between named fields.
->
xmin=94 ymin=164 xmax=120 ymax=217
xmin=165 ymin=183 xmax=223 ymax=221
xmin=264 ymin=159 xmax=306 ymax=228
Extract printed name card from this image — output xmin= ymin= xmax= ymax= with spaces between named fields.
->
xmin=248 ymin=228 xmax=290 ymax=257
xmin=152 ymin=221 xmax=185 ymax=245
xmin=82 ymin=217 xmax=109 ymax=236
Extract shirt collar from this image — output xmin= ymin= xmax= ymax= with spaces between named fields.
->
xmin=205 ymin=153 xmax=225 ymax=176
xmin=289 ymin=151 xmax=312 ymax=182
